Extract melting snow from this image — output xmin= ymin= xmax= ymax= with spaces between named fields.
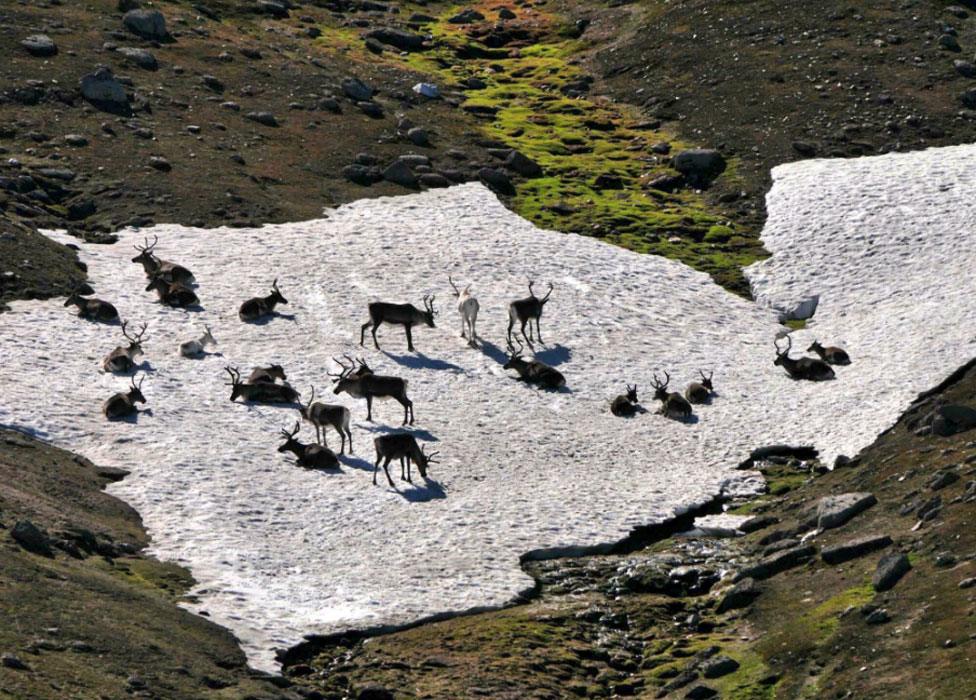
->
xmin=1 ymin=144 xmax=974 ymax=671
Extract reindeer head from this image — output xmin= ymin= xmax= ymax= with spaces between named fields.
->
xmin=121 ymin=320 xmax=148 ymax=356
xmin=145 ymin=273 xmax=170 ymax=293
xmin=773 ymin=336 xmax=792 ymax=366
xmin=64 ymin=291 xmax=80 ymax=307
xmin=265 ymin=364 xmax=287 ymax=381
xmin=128 ymin=375 xmax=146 ymax=404
xmin=626 ymin=384 xmax=638 ymax=403
xmin=422 ymin=294 xmax=437 ymax=327
xmin=131 ymin=235 xmax=159 ymax=266
xmin=698 ymin=370 xmax=714 ymax=392
xmin=527 ymin=279 xmax=554 ymax=305
xmin=503 ymin=337 xmax=525 ymax=369
xmin=224 ymin=366 xmax=245 ymax=401
xmin=651 ymin=372 xmax=671 ymax=402
xmin=202 ymin=325 xmax=216 ymax=346
xmin=269 ymin=278 xmax=288 ymax=305
xmin=807 ymin=340 xmax=823 ymax=354
xmin=278 ymin=421 xmax=302 ymax=453
xmin=416 ymin=445 xmax=439 ymax=479
xmin=329 ymin=356 xmax=357 ymax=395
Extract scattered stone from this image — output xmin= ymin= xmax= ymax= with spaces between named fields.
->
xmin=647 ymin=173 xmax=685 ymax=193
xmin=954 ymin=60 xmax=976 ymax=78
xmin=398 ymin=154 xmax=430 ymax=168
xmin=959 ymin=577 xmax=976 ymax=589
xmin=65 ymin=134 xmax=89 ymax=147
xmin=240 ymin=47 xmax=262 ymax=59
xmin=364 ymin=37 xmax=385 ymax=55
xmin=221 ymin=101 xmax=241 ymax=111
xmin=418 ymin=173 xmax=451 ymax=188
xmin=201 ymin=74 xmax=224 ymax=92
xmin=822 ymin=535 xmax=892 ymax=565
xmin=650 ymin=141 xmax=671 ymax=154
xmin=412 ymin=82 xmax=440 ymax=98
xmin=929 ymin=470 xmax=960 ymax=490
xmin=685 ymin=685 xmax=717 ymax=699
xmin=382 ymin=160 xmax=419 ymax=189
xmin=478 ymin=167 xmax=515 ymax=196
xmin=256 ymin=0 xmax=289 ymax=18
xmin=79 ymin=67 xmax=129 ymax=112
xmin=946 ymin=5 xmax=970 ymax=18
xmin=357 ymin=686 xmax=395 ymax=700
xmin=342 ymin=77 xmax=374 ymax=102
xmin=449 ymin=8 xmax=485 ymax=23
xmin=716 ymin=577 xmax=761 ymax=613
xmin=701 ymin=655 xmax=739 ymax=679
xmin=11 ymin=520 xmax=53 ymax=556
xmin=68 ymin=199 xmax=97 ymax=220
xmin=357 ymin=101 xmax=384 ymax=118
xmin=122 ymin=9 xmax=169 ymax=41
xmin=808 ymin=492 xmax=877 ymax=530
xmin=594 ymin=173 xmax=624 ymax=190
xmin=21 ymin=34 xmax=58 ymax=57
xmin=365 ymin=27 xmax=425 ymax=51
xmin=672 ymin=149 xmax=726 ymax=187
xmin=498 ymin=7 xmax=516 ymax=19
xmin=873 ymin=553 xmax=911 ymax=592
xmin=117 ymin=47 xmax=158 ymax=70
xmin=1 ymin=654 xmax=29 ymax=671
xmin=740 ymin=515 xmax=779 ymax=533
xmin=245 ymin=111 xmax=278 ymax=127
xmin=865 ymin=608 xmax=891 ymax=625
xmin=118 ymin=0 xmax=141 ymax=10
xmin=407 ymin=127 xmax=430 ymax=146
xmin=740 ymin=544 xmax=816 ymax=580
xmin=505 ymin=150 xmax=542 ymax=178
xmin=792 ymin=141 xmax=817 ymax=157
xmin=961 ymin=89 xmax=976 ymax=110
xmin=939 ymin=34 xmax=962 ymax=52
xmin=342 ymin=164 xmax=378 ymax=186
xmin=148 ymin=156 xmax=171 ymax=172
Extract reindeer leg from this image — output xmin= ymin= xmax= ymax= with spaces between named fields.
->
xmin=373 ymin=454 xmax=381 ymax=485
xmin=334 ymin=425 xmax=344 ymax=454
xmin=346 ymin=428 xmax=353 ymax=454
xmin=372 ymin=322 xmax=381 ymax=350
xmin=520 ymin=319 xmax=533 ymax=348
xmin=536 ymin=317 xmax=544 ymax=345
xmin=404 ymin=398 xmax=414 ymax=425
xmin=383 ymin=456 xmax=395 ymax=487
xmin=360 ymin=321 xmax=371 ymax=347
xmin=405 ymin=324 xmax=414 ymax=352
xmin=366 ymin=395 xmax=373 ymax=422
xmin=507 ymin=314 xmax=515 ymax=344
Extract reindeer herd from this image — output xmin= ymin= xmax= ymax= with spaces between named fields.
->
xmin=63 ymin=235 xmax=852 ymax=488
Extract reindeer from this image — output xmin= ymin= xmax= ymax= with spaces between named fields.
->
xmin=131 ymin=235 xmax=194 ymax=285
xmin=248 ymin=364 xmax=287 ymax=384
xmin=278 ymin=422 xmax=339 ymax=469
xmin=611 ymin=384 xmax=642 ymax=417
xmin=239 ymin=279 xmax=287 ymax=322
xmin=372 ymin=432 xmax=439 ymax=486
xmin=330 ymin=356 xmax=414 ymax=425
xmin=651 ymin=372 xmax=693 ymax=419
xmin=180 ymin=326 xmax=216 ymax=357
xmin=449 ymin=276 xmax=480 ymax=347
xmin=360 ymin=295 xmax=437 ymax=351
xmin=102 ymin=320 xmax=148 ymax=373
xmin=224 ymin=366 xmax=300 ymax=403
xmin=103 ymin=375 xmax=146 ymax=420
xmin=299 ymin=386 xmax=353 ymax=453
xmin=685 ymin=370 xmax=715 ymax=404
xmin=503 ymin=337 xmax=566 ymax=390
xmin=507 ymin=279 xmax=553 ymax=347
xmin=64 ymin=291 xmax=119 ymax=322
xmin=808 ymin=340 xmax=851 ymax=366
xmin=774 ymin=336 xmax=835 ymax=381
xmin=146 ymin=273 xmax=199 ymax=308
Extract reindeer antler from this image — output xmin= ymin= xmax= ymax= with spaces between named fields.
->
xmin=448 ymin=276 xmax=460 ymax=297
xmin=131 ymin=374 xmax=144 ymax=390
xmin=540 ymin=281 xmax=554 ymax=303
xmin=527 ymin=278 xmax=535 ymax=296
xmin=271 ymin=278 xmax=280 ymax=292
xmin=507 ymin=335 xmax=524 ymax=356
xmin=774 ymin=334 xmax=792 ymax=356
xmin=122 ymin=320 xmax=148 ymax=344
xmin=328 ymin=357 xmax=353 ymax=382
xmin=223 ymin=366 xmax=241 ymax=385
xmin=305 ymin=385 xmax=316 ymax=410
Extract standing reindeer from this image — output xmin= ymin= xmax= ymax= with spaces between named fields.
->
xmin=224 ymin=366 xmax=300 ymax=403
xmin=278 ymin=422 xmax=339 ymax=469
xmin=64 ymin=291 xmax=119 ymax=322
xmin=131 ymin=235 xmax=194 ymax=285
xmin=774 ymin=336 xmax=835 ymax=381
xmin=330 ymin=356 xmax=415 ymax=425
xmin=239 ymin=279 xmax=287 ymax=322
xmin=808 ymin=340 xmax=851 ymax=366
xmin=299 ymin=386 xmax=353 ymax=453
xmin=651 ymin=372 xmax=693 ymax=419
xmin=507 ymin=280 xmax=553 ymax=347
xmin=103 ymin=375 xmax=146 ymax=420
xmin=248 ymin=364 xmax=287 ymax=384
xmin=449 ymin=276 xmax=480 ymax=347
xmin=372 ymin=433 xmax=438 ymax=486
xmin=179 ymin=326 xmax=216 ymax=357
xmin=611 ymin=384 xmax=642 ymax=417
xmin=146 ymin=273 xmax=199 ymax=308
xmin=503 ymin=337 xmax=566 ymax=390
xmin=360 ymin=295 xmax=437 ymax=351
xmin=102 ymin=320 xmax=148 ymax=373
xmin=685 ymin=370 xmax=715 ymax=404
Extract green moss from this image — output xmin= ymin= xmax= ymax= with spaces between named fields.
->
xmin=785 ymin=319 xmax=808 ymax=330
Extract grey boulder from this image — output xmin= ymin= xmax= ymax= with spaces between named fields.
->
xmin=122 ymin=9 xmax=169 ymax=41
xmin=21 ymin=34 xmax=58 ymax=57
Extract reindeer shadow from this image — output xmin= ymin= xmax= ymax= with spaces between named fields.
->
xmin=383 ymin=351 xmax=465 ymax=373
xmin=361 ymin=423 xmax=439 ymax=442
xmin=110 ymin=408 xmax=154 ymax=424
xmin=533 ymin=344 xmax=572 ymax=367
xmin=393 ymin=477 xmax=447 ymax=502
xmin=182 ymin=351 xmax=223 ymax=360
xmin=337 ymin=454 xmax=374 ymax=472
xmin=659 ymin=412 xmax=700 ymax=425
xmin=244 ymin=312 xmax=298 ymax=326
xmin=478 ymin=340 xmax=510 ymax=365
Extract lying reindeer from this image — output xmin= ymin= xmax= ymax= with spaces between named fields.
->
xmin=103 ymin=375 xmax=146 ymax=420
xmin=774 ymin=336 xmax=835 ymax=381
xmin=503 ymin=337 xmax=565 ymax=390
xmin=360 ymin=294 xmax=436 ymax=351
xmin=611 ymin=384 xmax=642 ymax=417
xmin=278 ymin=421 xmax=339 ymax=470
xmin=146 ymin=273 xmax=199 ymax=308
xmin=103 ymin=320 xmax=148 ymax=373
xmin=131 ymin=235 xmax=194 ymax=285
xmin=685 ymin=370 xmax=715 ymax=404
xmin=224 ymin=366 xmax=300 ymax=403
xmin=180 ymin=326 xmax=216 ymax=357
xmin=330 ymin=356 xmax=415 ymax=425
xmin=507 ymin=279 xmax=553 ymax=347
xmin=808 ymin=340 xmax=851 ymax=366
xmin=248 ymin=364 xmax=287 ymax=384
xmin=651 ymin=371 xmax=692 ymax=419
xmin=239 ymin=279 xmax=287 ymax=322
xmin=64 ymin=291 xmax=118 ymax=322
xmin=372 ymin=432 xmax=438 ymax=486
xmin=449 ymin=276 xmax=480 ymax=347
xmin=299 ymin=386 xmax=353 ymax=453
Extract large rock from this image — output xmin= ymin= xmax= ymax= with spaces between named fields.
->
xmin=116 ymin=47 xmax=158 ymax=70
xmin=12 ymin=520 xmax=53 ymax=556
xmin=382 ymin=160 xmax=419 ymax=189
xmin=505 ymin=150 xmax=542 ymax=177
xmin=245 ymin=111 xmax=278 ymax=127
xmin=821 ymin=535 xmax=892 ymax=565
xmin=478 ymin=167 xmax=515 ymax=196
xmin=954 ymin=60 xmax=976 ymax=78
xmin=449 ymin=8 xmax=485 ymax=23
xmin=932 ymin=404 xmax=976 ymax=436
xmin=79 ymin=68 xmax=129 ymax=112
xmin=961 ymin=88 xmax=976 ymax=110
xmin=672 ymin=148 xmax=726 ymax=187
xmin=21 ymin=34 xmax=57 ymax=57
xmin=716 ymin=577 xmax=760 ymax=613
xmin=365 ymin=28 xmax=425 ymax=51
xmin=873 ymin=553 xmax=911 ymax=591
xmin=342 ymin=77 xmax=374 ymax=102
xmin=804 ymin=492 xmax=877 ymax=531
xmin=122 ymin=9 xmax=169 ymax=41
xmin=701 ymin=655 xmax=739 ymax=679
xmin=739 ymin=544 xmax=815 ymax=580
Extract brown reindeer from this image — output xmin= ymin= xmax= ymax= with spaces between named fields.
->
xmin=278 ymin=421 xmax=339 ymax=469
xmin=685 ymin=370 xmax=715 ymax=404
xmin=103 ymin=375 xmax=146 ymax=420
xmin=64 ymin=291 xmax=119 ymax=322
xmin=372 ymin=432 xmax=439 ymax=486
xmin=360 ymin=295 xmax=437 ymax=351
xmin=131 ymin=235 xmax=194 ymax=285
xmin=224 ymin=366 xmax=300 ymax=403
xmin=239 ymin=279 xmax=287 ymax=322
xmin=507 ymin=279 xmax=553 ymax=347
xmin=248 ymin=364 xmax=287 ymax=384
xmin=102 ymin=320 xmax=148 ymax=373
xmin=299 ymin=386 xmax=354 ymax=453
xmin=808 ymin=340 xmax=851 ymax=366
xmin=330 ymin=356 xmax=414 ymax=425
xmin=503 ymin=337 xmax=565 ymax=390
xmin=146 ymin=273 xmax=199 ymax=308
xmin=611 ymin=384 xmax=642 ymax=417
xmin=774 ymin=336 xmax=835 ymax=381
xmin=651 ymin=372 xmax=693 ymax=419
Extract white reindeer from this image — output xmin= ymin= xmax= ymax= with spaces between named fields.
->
xmin=449 ymin=276 xmax=480 ymax=347
xmin=179 ymin=325 xmax=217 ymax=358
